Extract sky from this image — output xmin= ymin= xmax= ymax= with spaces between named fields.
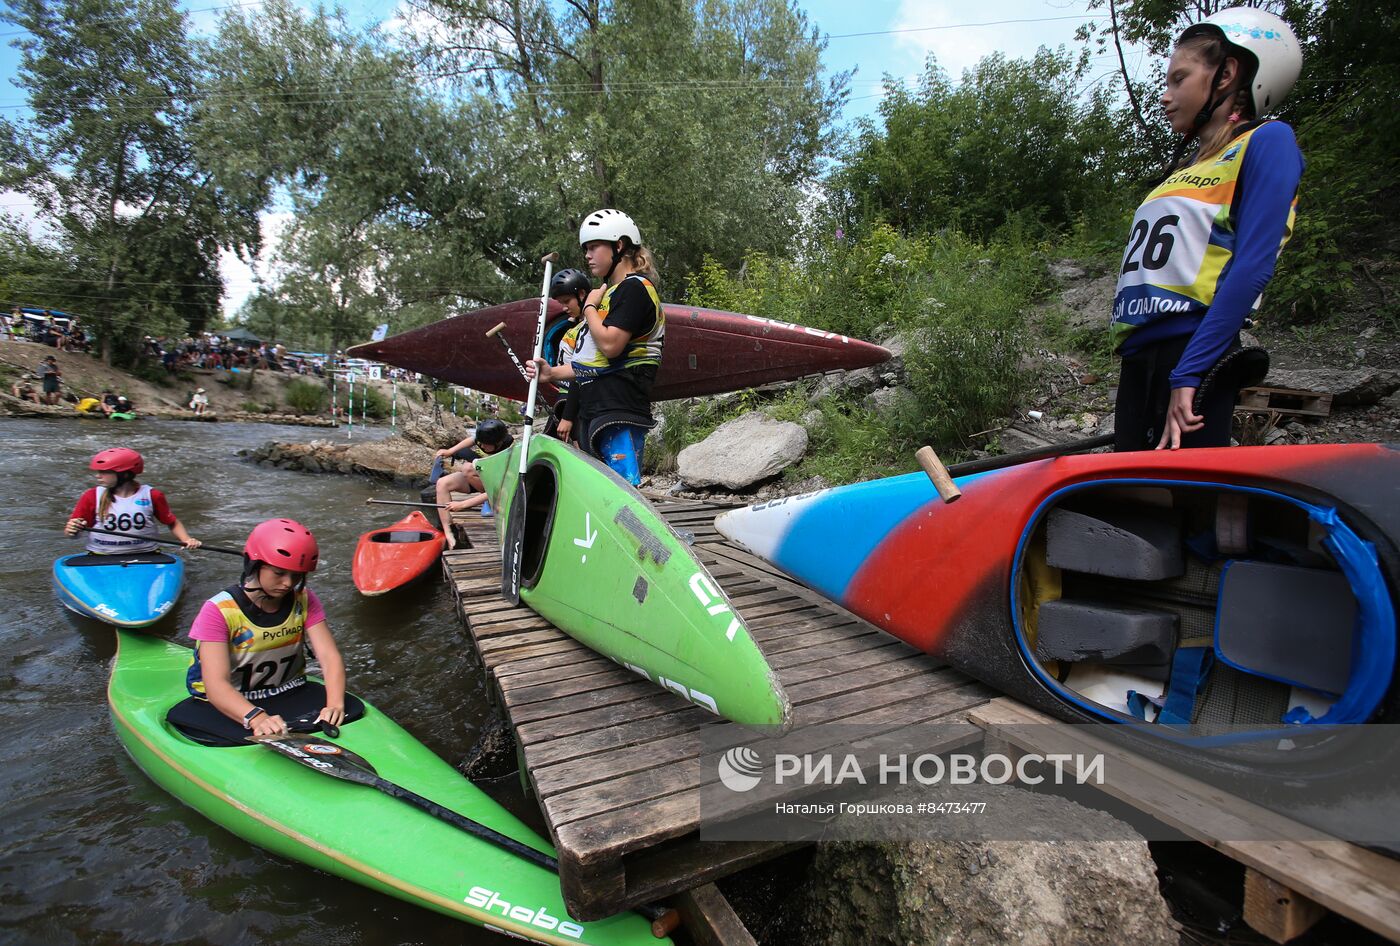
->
xmin=0 ymin=0 xmax=1147 ymax=315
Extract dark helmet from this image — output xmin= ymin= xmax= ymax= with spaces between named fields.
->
xmin=550 ymin=268 xmax=592 ymax=301
xmin=475 ymin=419 xmax=514 ymax=452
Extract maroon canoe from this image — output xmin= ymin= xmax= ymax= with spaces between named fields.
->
xmin=346 ymin=298 xmax=890 ymax=402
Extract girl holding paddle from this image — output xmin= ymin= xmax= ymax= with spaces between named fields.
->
xmin=1112 ymin=8 xmax=1303 ymax=451
xmin=64 ymin=448 xmax=202 ymax=552
xmin=527 ymin=209 xmax=665 ymax=485
xmin=174 ymin=518 xmax=353 ymax=741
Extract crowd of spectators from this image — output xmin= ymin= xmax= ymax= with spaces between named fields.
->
xmin=1 ymin=308 xmax=88 ymax=351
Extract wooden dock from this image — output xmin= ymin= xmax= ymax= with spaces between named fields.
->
xmin=443 ymin=496 xmax=993 ymax=921
xmin=444 ymin=495 xmax=1400 ymax=944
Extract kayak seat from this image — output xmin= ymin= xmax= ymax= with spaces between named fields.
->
xmin=372 ymin=531 xmax=438 ymax=544
xmin=1035 ymin=599 xmax=1177 ymax=675
xmin=63 ymin=551 xmax=176 ymax=567
xmin=1215 ymin=561 xmax=1356 ymax=696
xmin=166 ymin=685 xmax=367 ymax=747
xmin=1046 ymin=506 xmax=1184 ymax=581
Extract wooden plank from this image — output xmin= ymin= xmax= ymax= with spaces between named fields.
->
xmin=551 ymin=692 xmax=987 ymax=864
xmin=529 ymin=660 xmax=963 ymax=797
xmin=541 ymin=676 xmax=988 ymax=825
xmin=969 ymin=698 xmax=1400 ymax=943
xmin=516 ymin=691 xmax=701 ymax=745
xmin=673 ymin=884 xmax=758 ymax=946
xmin=1244 ymin=868 xmax=1327 ymax=943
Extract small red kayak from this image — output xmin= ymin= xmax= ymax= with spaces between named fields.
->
xmin=351 ymin=511 xmax=446 ymax=596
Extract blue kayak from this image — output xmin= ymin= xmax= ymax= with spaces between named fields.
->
xmin=53 ymin=551 xmax=185 ymax=627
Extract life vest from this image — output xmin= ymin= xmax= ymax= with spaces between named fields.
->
xmin=1111 ymin=122 xmax=1297 ymax=348
xmin=554 ymin=319 xmax=587 ymax=394
xmin=186 ymin=587 xmax=309 ymax=699
xmin=569 ymin=275 xmax=665 ymax=380
xmin=86 ymin=485 xmax=160 ymax=554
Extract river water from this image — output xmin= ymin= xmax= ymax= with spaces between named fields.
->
xmin=0 ymin=418 xmax=526 ymax=945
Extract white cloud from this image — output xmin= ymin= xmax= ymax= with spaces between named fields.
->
xmin=219 ymin=210 xmax=294 ymax=315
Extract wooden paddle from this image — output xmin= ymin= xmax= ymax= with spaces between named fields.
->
xmin=501 ymin=252 xmax=559 ymax=605
xmin=75 ymin=526 xmax=243 ymax=557
xmin=254 ymin=733 xmax=679 ymax=935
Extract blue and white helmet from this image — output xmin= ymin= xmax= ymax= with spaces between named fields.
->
xmin=1187 ymin=8 xmax=1302 ymax=115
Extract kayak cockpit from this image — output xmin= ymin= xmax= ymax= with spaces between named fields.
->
xmin=519 ymin=461 xmax=560 ymax=590
xmin=1012 ymin=480 xmax=1396 ymax=732
xmin=368 ymin=530 xmax=439 ymax=544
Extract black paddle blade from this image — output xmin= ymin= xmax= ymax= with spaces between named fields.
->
xmin=253 ymin=734 xmax=380 ymax=785
xmin=500 ymin=475 xmax=525 ymax=606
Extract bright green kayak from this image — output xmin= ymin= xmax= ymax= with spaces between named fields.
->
xmin=476 ymin=436 xmax=791 ymax=731
xmin=108 ymin=631 xmax=666 ymax=945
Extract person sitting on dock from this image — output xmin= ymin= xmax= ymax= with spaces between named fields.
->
xmin=64 ymin=448 xmax=202 ymax=553
xmin=170 ymin=518 xmax=360 ymax=744
xmin=433 ymin=419 xmax=514 ymax=548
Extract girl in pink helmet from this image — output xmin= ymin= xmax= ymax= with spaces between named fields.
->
xmin=64 ymin=448 xmax=202 ymax=553
xmin=172 ymin=518 xmax=353 ymax=743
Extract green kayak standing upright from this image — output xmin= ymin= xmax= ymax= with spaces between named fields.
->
xmin=475 ymin=436 xmax=791 ymax=731
xmin=108 ymin=631 xmax=666 ymax=946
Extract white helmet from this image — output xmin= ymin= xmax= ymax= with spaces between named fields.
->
xmin=1187 ymin=8 xmax=1302 ymax=116
xmin=578 ymin=209 xmax=641 ymax=248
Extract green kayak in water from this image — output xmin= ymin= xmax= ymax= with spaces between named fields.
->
xmin=108 ymin=631 xmax=666 ymax=945
xmin=475 ymin=436 xmax=791 ymax=731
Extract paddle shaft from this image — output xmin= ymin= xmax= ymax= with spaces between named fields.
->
xmin=945 ymin=432 xmax=1115 ymax=478
xmin=261 ymin=736 xmax=677 ymax=932
xmin=483 ymin=322 xmax=548 ymax=411
xmin=366 ymin=498 xmax=449 ymax=509
xmin=502 ymin=252 xmax=558 ymax=604
xmin=78 ymin=526 xmax=242 ymax=557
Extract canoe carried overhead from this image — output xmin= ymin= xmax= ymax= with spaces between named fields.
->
xmin=475 ymin=436 xmax=791 ymax=731
xmin=351 ymin=511 xmax=445 ymax=596
xmin=53 ymin=550 xmax=184 ymax=627
xmin=347 ymin=298 xmax=890 ymax=403
xmin=717 ymin=444 xmax=1400 ymax=772
xmin=108 ymin=631 xmax=668 ymax=945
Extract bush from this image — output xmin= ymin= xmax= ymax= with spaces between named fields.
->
xmin=285 ymin=379 xmax=329 ymax=415
xmin=684 ymin=227 xmax=1036 ymax=466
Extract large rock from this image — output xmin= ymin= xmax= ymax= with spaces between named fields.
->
xmin=1262 ymin=367 xmax=1400 ymax=406
xmin=799 ymin=786 xmax=1178 ymax=946
xmin=678 ymin=412 xmax=807 ymax=490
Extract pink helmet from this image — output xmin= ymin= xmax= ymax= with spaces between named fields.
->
xmin=90 ymin=448 xmax=144 ymax=475
xmin=245 ymin=518 xmax=320 ymax=573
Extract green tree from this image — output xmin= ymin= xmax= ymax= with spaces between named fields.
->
xmin=837 ymin=48 xmax=1129 ymax=241
xmin=0 ymin=0 xmax=258 ymax=362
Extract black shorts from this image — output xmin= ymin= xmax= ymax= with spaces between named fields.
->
xmin=1114 ymin=335 xmax=1238 ymax=452
xmin=166 ymin=681 xmax=366 ymax=747
xmin=42 ymin=376 xmax=59 ymax=394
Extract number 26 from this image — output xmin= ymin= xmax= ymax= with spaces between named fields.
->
xmin=1122 ymin=215 xmax=1179 ymax=274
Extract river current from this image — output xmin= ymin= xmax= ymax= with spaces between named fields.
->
xmin=0 ymin=418 xmax=525 ymax=945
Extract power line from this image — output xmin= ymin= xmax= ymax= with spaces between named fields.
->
xmin=827 ymin=14 xmax=1099 ymax=40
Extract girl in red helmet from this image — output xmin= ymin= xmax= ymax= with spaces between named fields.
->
xmin=173 ymin=518 xmax=353 ymax=742
xmin=64 ymin=448 xmax=201 ymax=553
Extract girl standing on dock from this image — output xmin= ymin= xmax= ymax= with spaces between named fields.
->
xmin=1111 ymin=8 xmax=1303 ymax=451
xmin=528 ymin=209 xmax=665 ymax=485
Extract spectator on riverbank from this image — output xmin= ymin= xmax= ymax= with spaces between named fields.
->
xmin=189 ymin=388 xmax=209 ymax=415
xmin=9 ymin=377 xmax=40 ymax=402
xmin=38 ymin=355 xmax=61 ymax=405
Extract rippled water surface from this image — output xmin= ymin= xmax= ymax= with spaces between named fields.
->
xmin=0 ymin=418 xmax=526 ymax=945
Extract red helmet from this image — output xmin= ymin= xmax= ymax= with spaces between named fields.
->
xmin=245 ymin=518 xmax=320 ymax=573
xmin=90 ymin=448 xmax=144 ymax=475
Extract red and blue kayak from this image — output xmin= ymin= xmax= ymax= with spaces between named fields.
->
xmin=717 ymin=444 xmax=1400 ymax=779
xmin=347 ymin=297 xmax=890 ymax=403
